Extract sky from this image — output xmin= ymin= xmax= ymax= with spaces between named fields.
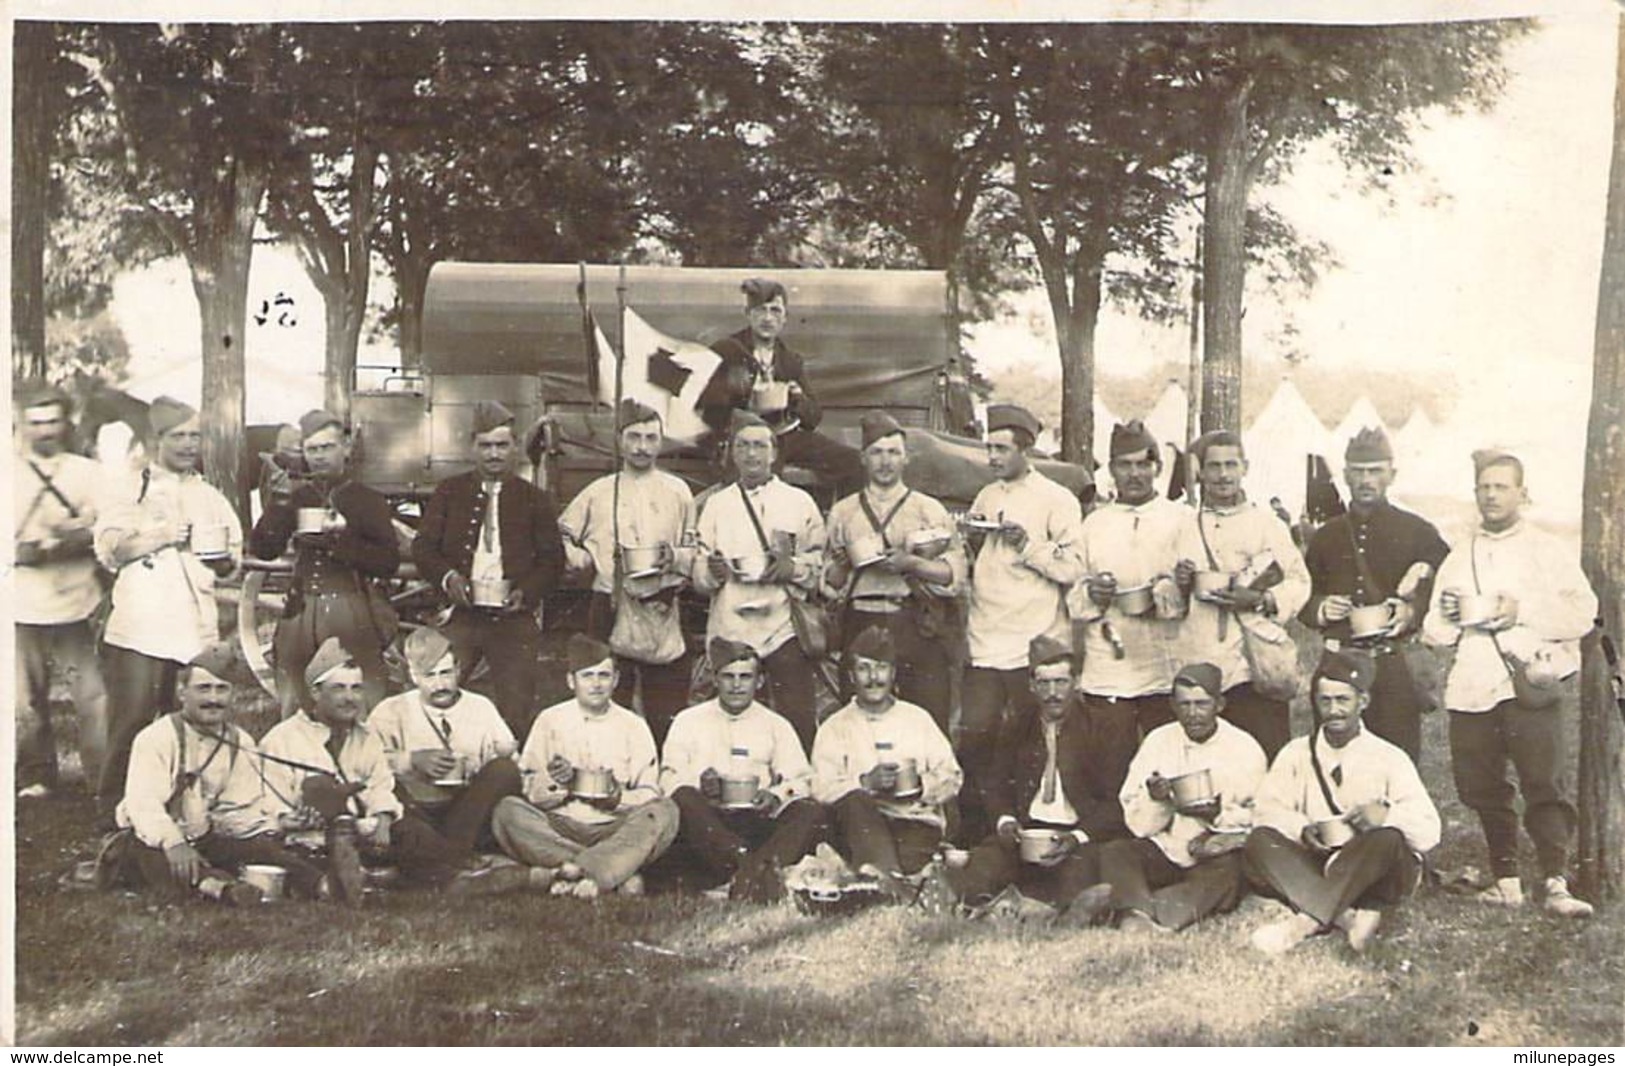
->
xmin=92 ymin=10 xmax=1620 ymax=524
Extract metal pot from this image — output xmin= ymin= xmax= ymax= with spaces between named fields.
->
xmin=240 ymin=864 xmax=286 ymax=901
xmin=1316 ymin=816 xmax=1357 ymax=849
xmin=1114 ymin=583 xmax=1155 ymax=617
xmin=719 ymin=774 xmax=760 ymax=808
xmin=620 ymin=544 xmax=669 ymax=576
xmin=730 ymin=553 xmax=771 ymax=583
xmin=751 ymin=381 xmax=791 ymax=414
xmin=1193 ymin=570 xmax=1233 ymax=599
xmin=1348 ymin=602 xmax=1399 ymax=639
xmin=571 ymin=766 xmax=616 ymax=800
xmin=472 ymin=577 xmax=511 ymax=608
xmin=1018 ymin=828 xmax=1061 ymax=864
xmin=296 ymin=507 xmax=329 ymax=535
xmin=1169 ymin=769 xmax=1215 ymax=808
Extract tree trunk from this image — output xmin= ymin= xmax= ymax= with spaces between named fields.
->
xmin=1575 ymin=13 xmax=1625 ymax=904
xmin=1034 ymin=241 xmax=1102 ymax=466
xmin=1200 ymin=71 xmax=1252 ymax=435
xmin=323 ymin=142 xmax=379 ymax=419
xmin=12 ymin=22 xmax=51 ymax=380
xmin=395 ymin=247 xmax=430 ymax=371
xmin=189 ymin=162 xmax=265 ymax=520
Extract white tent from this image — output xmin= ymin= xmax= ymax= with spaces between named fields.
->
xmin=1142 ymin=381 xmax=1189 ymax=454
xmin=1332 ymin=396 xmax=1386 ymax=460
xmin=1241 ymin=378 xmax=1336 ymax=520
xmin=122 ymin=356 xmax=325 ymax=426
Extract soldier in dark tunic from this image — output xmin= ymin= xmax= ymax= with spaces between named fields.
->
xmin=251 ymin=409 xmax=399 ymax=717
xmin=1299 ymin=427 xmax=1449 ymax=761
xmin=412 ymin=400 xmax=564 ymax=737
xmin=697 ymin=277 xmax=863 ymax=496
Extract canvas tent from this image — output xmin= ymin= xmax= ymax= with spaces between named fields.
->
xmin=1242 ymin=378 xmax=1337 ymax=520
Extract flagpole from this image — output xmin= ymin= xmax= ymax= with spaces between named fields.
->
xmin=577 ymin=261 xmax=595 ymax=410
xmin=611 ymin=264 xmax=628 ymax=617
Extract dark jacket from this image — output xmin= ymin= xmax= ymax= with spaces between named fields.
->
xmin=985 ymin=699 xmax=1128 ymax=841
xmin=699 ymin=328 xmax=824 ymax=434
xmin=412 ymin=471 xmax=564 ymax=609
xmin=251 ymin=477 xmax=400 ymax=596
xmin=1300 ymin=500 xmax=1449 ymax=642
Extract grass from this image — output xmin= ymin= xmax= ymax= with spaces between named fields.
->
xmin=12 ymin=642 xmax=1624 ymax=1046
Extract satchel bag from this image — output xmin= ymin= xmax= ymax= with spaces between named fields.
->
xmin=1470 ymin=538 xmax=1562 ymax=711
xmin=738 ymin=483 xmax=831 ymax=660
xmin=1197 ymin=512 xmax=1301 ymax=701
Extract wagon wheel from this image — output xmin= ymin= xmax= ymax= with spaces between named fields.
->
xmin=237 ymin=561 xmax=293 ymax=698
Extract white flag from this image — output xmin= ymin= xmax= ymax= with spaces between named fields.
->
xmin=595 ymin=307 xmax=721 ymax=444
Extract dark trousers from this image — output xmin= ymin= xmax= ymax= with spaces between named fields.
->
xmin=128 ymin=831 xmax=327 ymax=902
xmin=831 ymin=791 xmax=942 ymax=875
xmin=762 ymin=640 xmax=819 ymax=751
xmin=403 ymin=757 xmax=522 ymax=860
xmin=1244 ymin=826 xmax=1419 ymax=925
xmin=842 ymin=607 xmax=951 ymax=734
xmin=958 ymin=666 xmax=1037 ymax=842
xmin=948 ymin=832 xmax=1105 ymax=909
xmin=382 ymin=811 xmax=468 ymax=886
xmin=444 ymin=607 xmax=544 ymax=739
xmin=1449 ymin=701 xmax=1576 ymax=880
xmin=777 ymin=427 xmax=864 ymax=498
xmin=585 ymin=591 xmax=693 ymax=746
xmin=97 ymin=644 xmax=178 ymax=822
xmin=1098 ymin=837 xmax=1246 ymax=930
xmin=1080 ymin=693 xmax=1163 ymax=800
xmin=668 ymin=787 xmax=828 ymax=887
xmin=1365 ymin=649 xmax=1425 ymax=763
xmin=16 ymin=620 xmax=107 ymax=790
xmin=1221 ymin=683 xmax=1291 ymax=762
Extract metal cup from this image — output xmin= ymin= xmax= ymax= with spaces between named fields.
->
xmin=189 ymin=523 xmax=229 ymax=558
xmin=240 ymin=864 xmax=286 ymax=901
xmin=893 ymin=757 xmax=922 ymax=798
xmin=1455 ymin=593 xmax=1501 ymax=629
xmin=433 ymin=752 xmax=469 ymax=787
xmin=719 ymin=774 xmax=760 ymax=808
xmin=1018 ymin=828 xmax=1060 ymax=864
xmin=1169 ymin=769 xmax=1215 ymax=808
xmin=296 ymin=507 xmax=328 ymax=535
xmin=472 ymin=577 xmax=511 ymax=608
xmin=1348 ymin=602 xmax=1398 ymax=639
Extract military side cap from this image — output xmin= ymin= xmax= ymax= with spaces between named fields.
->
xmin=15 ymin=379 xmax=71 ymax=414
xmin=617 ymin=398 xmax=662 ymax=430
xmin=299 ymin=408 xmax=344 ymax=441
xmin=567 ymin=633 xmax=614 ymax=674
xmin=860 ymin=410 xmax=905 ymax=450
xmin=1345 ymin=426 xmax=1393 ymax=463
xmin=1471 ymin=447 xmax=1520 ymax=477
xmin=187 ymin=640 xmax=255 ymax=689
xmin=846 ymin=625 xmax=897 ymax=665
xmin=305 ymin=636 xmax=358 ymax=688
xmin=986 ymin=404 xmax=1040 ymax=440
xmin=149 ymin=396 xmax=198 ymax=438
xmin=1313 ymin=648 xmax=1375 ymax=694
xmin=471 ymin=400 xmax=515 ymax=436
xmin=729 ymin=409 xmax=771 ymax=436
xmin=403 ymin=626 xmax=455 ymax=675
xmin=1110 ymin=419 xmax=1158 ymax=459
xmin=1028 ymin=634 xmax=1075 ymax=669
xmin=708 ymin=636 xmax=759 ymax=670
xmin=1172 ymin=662 xmax=1224 ymax=699
xmin=741 ymin=277 xmax=787 ymax=307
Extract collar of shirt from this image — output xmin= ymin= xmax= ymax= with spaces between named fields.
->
xmin=739 ymin=475 xmax=782 ymax=498
xmin=482 ymin=480 xmax=503 ymax=497
xmin=1201 ymin=499 xmax=1251 ymax=518
xmin=1476 ymin=519 xmax=1525 ymax=542
xmin=1109 ymin=495 xmax=1164 ymax=515
xmin=863 ymin=482 xmax=911 ymax=508
xmin=146 ymin=463 xmax=201 ymax=486
xmin=855 ymin=700 xmax=897 ymax=724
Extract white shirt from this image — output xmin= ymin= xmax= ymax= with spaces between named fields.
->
xmin=367 ymin=689 xmax=515 ymax=776
xmin=517 ymin=698 xmax=662 ymax=825
xmin=811 ymin=699 xmax=962 ymax=829
xmin=1176 ymin=501 xmax=1311 ymax=691
xmin=1120 ymin=719 xmax=1266 ymax=868
xmin=965 ymin=468 xmax=1085 ymax=670
xmin=659 ymin=698 xmax=812 ymax=814
xmin=258 ymin=711 xmax=403 ymax=823
xmin=1422 ymin=520 xmax=1597 ymax=713
xmin=824 ymin=483 xmax=965 ymax=603
xmin=1067 ymin=496 xmax=1189 ymax=696
xmin=116 ymin=715 xmax=271 ymax=850
xmin=1255 ymin=727 xmax=1441 ymax=854
xmin=1025 ymin=718 xmax=1081 ymax=827
xmin=692 ymin=476 xmax=825 ymax=656
xmin=96 ymin=465 xmax=242 ymax=663
xmin=559 ymin=467 xmax=695 ymax=595
xmin=470 ymin=480 xmax=503 ymax=581
xmin=14 ymin=449 xmax=104 ymax=625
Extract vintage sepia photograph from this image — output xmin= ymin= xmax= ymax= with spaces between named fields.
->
xmin=7 ymin=0 xmax=1623 ymax=1048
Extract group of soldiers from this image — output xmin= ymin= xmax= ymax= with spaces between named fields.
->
xmin=15 ymin=277 xmax=1601 ymax=953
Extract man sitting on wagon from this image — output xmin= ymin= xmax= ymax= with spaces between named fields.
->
xmin=1092 ymin=662 xmax=1267 ymax=932
xmin=260 ymin=638 xmax=511 ymax=897
xmin=251 ymin=409 xmax=399 ymax=717
xmin=491 ymin=635 xmax=680 ymax=898
xmin=366 ymin=626 xmax=522 ymax=863
xmin=1244 ymin=649 xmax=1441 ymax=955
xmin=697 ymin=276 xmax=863 ymax=495
xmin=939 ymin=634 xmax=1126 ymax=921
xmin=109 ymin=642 xmax=325 ymax=905
xmin=659 ymin=637 xmax=828 ymax=901
xmin=811 ymin=626 xmax=963 ymax=895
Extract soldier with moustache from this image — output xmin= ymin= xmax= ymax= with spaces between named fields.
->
xmin=1300 ymin=427 xmax=1450 ymax=761
xmin=413 ymin=400 xmax=565 ymax=736
xmin=252 ymin=409 xmax=399 ymax=717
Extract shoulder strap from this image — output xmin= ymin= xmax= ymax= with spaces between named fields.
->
xmin=1196 ymin=509 xmax=1220 ymax=569
xmin=737 ymin=483 xmax=772 ymax=552
xmin=1307 ymin=731 xmax=1343 ymax=816
xmin=1471 ymin=536 xmax=1518 ymax=677
xmin=857 ymin=489 xmax=913 ymax=547
xmin=26 ymin=459 xmax=80 ymax=518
